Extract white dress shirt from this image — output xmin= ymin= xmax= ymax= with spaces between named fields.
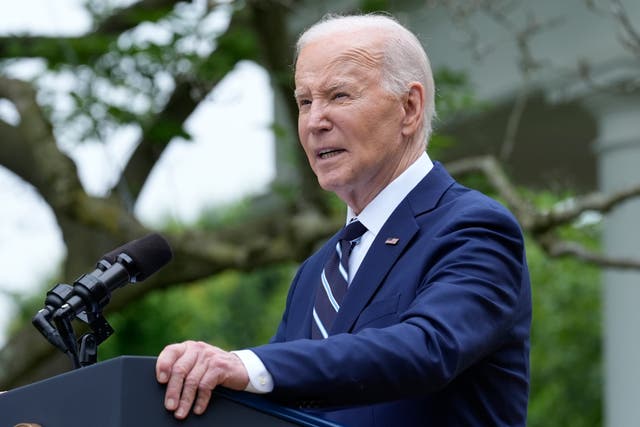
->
xmin=235 ymin=152 xmax=434 ymax=393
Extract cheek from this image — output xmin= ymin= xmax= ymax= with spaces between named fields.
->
xmin=297 ymin=120 xmax=311 ymax=151
xmin=371 ymin=108 xmax=404 ymax=142
xmin=297 ymin=116 xmax=305 ymax=139
xmin=353 ymin=102 xmax=396 ymax=132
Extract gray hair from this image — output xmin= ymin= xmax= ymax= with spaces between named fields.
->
xmin=295 ymin=14 xmax=436 ymax=143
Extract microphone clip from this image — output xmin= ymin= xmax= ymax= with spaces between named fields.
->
xmin=53 ymin=302 xmax=114 ymax=369
xmin=33 ymin=257 xmax=126 ymax=370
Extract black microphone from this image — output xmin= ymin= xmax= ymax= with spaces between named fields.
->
xmin=53 ymin=233 xmax=173 ymax=321
xmin=101 ymin=232 xmax=173 ymax=282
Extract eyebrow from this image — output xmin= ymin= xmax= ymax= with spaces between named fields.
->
xmin=294 ymin=81 xmax=352 ymax=100
xmin=326 ymin=82 xmax=349 ymax=93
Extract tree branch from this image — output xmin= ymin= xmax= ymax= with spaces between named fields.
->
xmin=533 ymin=182 xmax=640 ymax=234
xmin=247 ymin=0 xmax=330 ymax=213
xmin=0 ymin=0 xmax=188 ymax=64
xmin=607 ymin=0 xmax=640 ymax=58
xmin=539 ymin=234 xmax=640 ymax=270
xmin=446 ymin=155 xmax=538 ymax=228
xmin=115 ymin=4 xmax=258 ymax=203
xmin=446 ymin=154 xmax=640 ymax=270
xmin=0 ymin=77 xmax=81 ymax=208
xmin=499 ymin=84 xmax=529 ymax=161
xmin=0 ymin=35 xmax=113 ymax=64
xmin=94 ymin=0 xmax=185 ymax=35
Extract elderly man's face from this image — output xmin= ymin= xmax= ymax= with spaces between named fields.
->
xmin=295 ymin=33 xmax=422 ymax=213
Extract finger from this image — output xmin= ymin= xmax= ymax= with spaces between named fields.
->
xmin=193 ymin=350 xmax=249 ymax=411
xmin=174 ymin=354 xmax=209 ymax=419
xmin=193 ymin=386 xmax=214 ymax=416
xmin=156 ymin=343 xmax=186 ymax=384
xmin=192 ymin=362 xmax=222 ymax=415
xmin=164 ymin=346 xmax=199 ymax=413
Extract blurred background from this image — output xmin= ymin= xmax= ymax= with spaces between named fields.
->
xmin=1 ymin=0 xmax=639 ymax=426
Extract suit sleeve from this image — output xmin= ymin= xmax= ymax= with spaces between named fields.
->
xmin=252 ymin=200 xmax=530 ymax=405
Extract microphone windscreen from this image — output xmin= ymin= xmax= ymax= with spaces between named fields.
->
xmin=102 ymin=233 xmax=173 ymax=281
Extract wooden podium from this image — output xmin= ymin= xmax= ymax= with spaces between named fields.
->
xmin=0 ymin=356 xmax=342 ymax=427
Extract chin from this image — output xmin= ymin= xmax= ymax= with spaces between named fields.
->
xmin=317 ymin=179 xmax=337 ymax=192
xmin=315 ymin=171 xmax=352 ymax=194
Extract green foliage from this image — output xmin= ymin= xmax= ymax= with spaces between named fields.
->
xmin=24 ymin=2 xmax=259 ymax=149
xmin=98 ymin=264 xmax=296 ymax=359
xmin=527 ymin=231 xmax=602 ymax=427
xmin=434 ymin=67 xmax=483 ymax=120
xmin=196 ymin=198 xmax=253 ymax=230
xmin=429 ymin=67 xmax=484 ymax=158
xmin=360 ymin=0 xmax=391 ymax=13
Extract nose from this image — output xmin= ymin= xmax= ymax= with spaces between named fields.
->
xmin=306 ymin=102 xmax=332 ymax=133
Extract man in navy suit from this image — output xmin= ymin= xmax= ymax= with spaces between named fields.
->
xmin=156 ymin=13 xmax=531 ymax=426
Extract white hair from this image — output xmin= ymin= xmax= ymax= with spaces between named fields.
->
xmin=295 ymin=14 xmax=436 ymax=144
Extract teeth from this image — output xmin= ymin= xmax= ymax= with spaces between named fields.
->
xmin=319 ymin=149 xmax=342 ymax=159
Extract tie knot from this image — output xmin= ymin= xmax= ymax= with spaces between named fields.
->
xmin=340 ymin=220 xmax=367 ymax=243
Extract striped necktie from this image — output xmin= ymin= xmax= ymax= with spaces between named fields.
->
xmin=312 ymin=220 xmax=367 ymax=339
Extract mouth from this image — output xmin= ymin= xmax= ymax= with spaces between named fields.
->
xmin=317 ymin=148 xmax=346 ymax=159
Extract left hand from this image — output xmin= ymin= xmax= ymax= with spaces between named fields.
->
xmin=156 ymin=340 xmax=249 ymax=419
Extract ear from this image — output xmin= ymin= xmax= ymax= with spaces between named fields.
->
xmin=401 ymin=82 xmax=425 ymax=138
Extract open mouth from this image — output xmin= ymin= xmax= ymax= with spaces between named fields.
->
xmin=318 ymin=148 xmax=345 ymax=159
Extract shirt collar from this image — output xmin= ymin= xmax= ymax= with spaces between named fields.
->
xmin=346 ymin=152 xmax=434 ymax=236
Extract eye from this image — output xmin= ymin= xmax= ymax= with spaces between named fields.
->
xmin=297 ymin=98 xmax=311 ymax=108
xmin=333 ymin=92 xmax=349 ymax=100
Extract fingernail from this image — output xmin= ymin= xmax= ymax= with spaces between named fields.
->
xmin=194 ymin=405 xmax=203 ymax=414
xmin=158 ymin=372 xmax=168 ymax=383
xmin=166 ymin=398 xmax=175 ymax=409
xmin=176 ymin=408 xmax=186 ymax=418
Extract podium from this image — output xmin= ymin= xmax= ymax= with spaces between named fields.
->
xmin=0 ymin=356 xmax=342 ymax=427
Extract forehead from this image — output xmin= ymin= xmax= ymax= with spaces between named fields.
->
xmin=294 ymin=34 xmax=384 ymax=90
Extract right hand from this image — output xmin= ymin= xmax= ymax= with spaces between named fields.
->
xmin=156 ymin=340 xmax=249 ymax=419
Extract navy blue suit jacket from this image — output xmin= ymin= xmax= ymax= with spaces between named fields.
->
xmin=252 ymin=163 xmax=531 ymax=426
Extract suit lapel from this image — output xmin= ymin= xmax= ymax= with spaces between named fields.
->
xmin=329 ymin=162 xmax=455 ymax=334
xmin=330 ymin=203 xmax=418 ymax=334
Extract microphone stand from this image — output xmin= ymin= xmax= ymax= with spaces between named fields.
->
xmin=53 ymin=304 xmax=114 ymax=369
xmin=34 ymin=258 xmax=122 ymax=370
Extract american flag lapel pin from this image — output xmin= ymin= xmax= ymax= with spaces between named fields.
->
xmin=385 ymin=237 xmax=400 ymax=246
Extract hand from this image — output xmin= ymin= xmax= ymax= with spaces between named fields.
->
xmin=156 ymin=340 xmax=249 ymax=419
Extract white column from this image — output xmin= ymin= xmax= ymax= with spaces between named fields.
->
xmin=590 ymin=93 xmax=640 ymax=427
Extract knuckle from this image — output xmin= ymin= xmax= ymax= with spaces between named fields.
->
xmin=200 ymin=374 xmax=220 ymax=389
xmin=198 ymin=384 xmax=213 ymax=395
xmin=183 ymin=340 xmax=198 ymax=349
xmin=179 ymin=395 xmax=194 ymax=407
xmin=183 ymin=377 xmax=201 ymax=389
xmin=165 ymin=342 xmax=186 ymax=354
xmin=172 ymin=363 xmax=190 ymax=377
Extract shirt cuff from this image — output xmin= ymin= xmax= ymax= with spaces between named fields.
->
xmin=232 ymin=349 xmax=274 ymax=394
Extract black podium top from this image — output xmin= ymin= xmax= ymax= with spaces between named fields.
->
xmin=0 ymin=356 xmax=342 ymax=427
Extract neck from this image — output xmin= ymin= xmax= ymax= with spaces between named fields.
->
xmin=345 ymin=148 xmax=424 ymax=215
